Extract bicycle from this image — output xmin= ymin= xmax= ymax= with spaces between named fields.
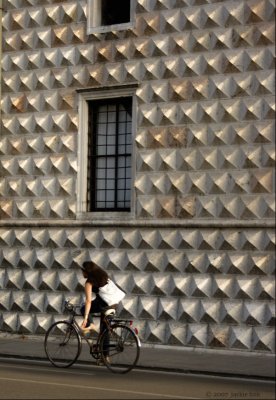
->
xmin=44 ymin=300 xmax=141 ymax=374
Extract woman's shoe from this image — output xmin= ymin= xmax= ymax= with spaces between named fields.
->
xmin=82 ymin=324 xmax=98 ymax=334
xmin=96 ymin=356 xmax=111 ymax=366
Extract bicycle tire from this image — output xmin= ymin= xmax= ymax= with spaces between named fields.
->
xmin=99 ymin=324 xmax=140 ymax=374
xmin=44 ymin=321 xmax=81 ymax=368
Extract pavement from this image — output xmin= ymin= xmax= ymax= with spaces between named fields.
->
xmin=0 ymin=332 xmax=274 ymax=379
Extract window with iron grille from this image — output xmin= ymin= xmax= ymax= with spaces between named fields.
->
xmin=88 ymin=98 xmax=132 ymax=212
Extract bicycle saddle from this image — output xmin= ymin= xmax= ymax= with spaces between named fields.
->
xmin=104 ymin=304 xmax=117 ymax=317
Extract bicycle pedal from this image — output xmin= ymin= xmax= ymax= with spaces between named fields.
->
xmin=90 ymin=345 xmax=98 ymax=353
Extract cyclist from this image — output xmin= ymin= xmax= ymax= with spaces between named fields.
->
xmin=80 ymin=261 xmax=125 ymax=334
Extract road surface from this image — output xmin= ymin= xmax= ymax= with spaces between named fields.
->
xmin=0 ymin=358 xmax=274 ymax=399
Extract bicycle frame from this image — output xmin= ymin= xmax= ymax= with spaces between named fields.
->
xmin=45 ymin=301 xmax=141 ymax=373
xmin=63 ymin=302 xmax=141 ymax=359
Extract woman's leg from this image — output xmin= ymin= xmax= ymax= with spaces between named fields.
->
xmin=100 ymin=313 xmax=109 ymax=357
xmin=81 ymin=297 xmax=109 ymax=357
xmin=90 ymin=297 xmax=109 ymax=357
xmin=81 ymin=296 xmax=108 ymax=328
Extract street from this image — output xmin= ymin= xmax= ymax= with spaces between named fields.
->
xmin=0 ymin=358 xmax=274 ymax=399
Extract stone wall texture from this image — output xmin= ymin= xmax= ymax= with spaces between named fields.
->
xmin=0 ymin=0 xmax=275 ymax=352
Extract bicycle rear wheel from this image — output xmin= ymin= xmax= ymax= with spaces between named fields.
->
xmin=99 ymin=324 xmax=140 ymax=374
xmin=44 ymin=321 xmax=81 ymax=368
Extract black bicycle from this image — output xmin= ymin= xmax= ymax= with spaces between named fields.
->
xmin=44 ymin=300 xmax=141 ymax=374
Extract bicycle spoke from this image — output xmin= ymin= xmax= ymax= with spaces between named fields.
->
xmin=44 ymin=321 xmax=81 ymax=368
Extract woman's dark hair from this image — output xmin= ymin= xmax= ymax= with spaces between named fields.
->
xmin=82 ymin=261 xmax=108 ymax=287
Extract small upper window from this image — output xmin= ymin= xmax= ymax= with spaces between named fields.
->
xmin=87 ymin=0 xmax=135 ymax=34
xmin=101 ymin=0 xmax=130 ymax=26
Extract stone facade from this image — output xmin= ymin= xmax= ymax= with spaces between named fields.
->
xmin=0 ymin=0 xmax=275 ymax=352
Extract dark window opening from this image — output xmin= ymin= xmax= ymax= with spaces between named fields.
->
xmin=101 ymin=0 xmax=131 ymax=26
xmin=88 ymin=98 xmax=132 ymax=212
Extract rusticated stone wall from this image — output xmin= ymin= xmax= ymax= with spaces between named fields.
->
xmin=0 ymin=224 xmax=275 ymax=350
xmin=0 ymin=0 xmax=275 ymax=352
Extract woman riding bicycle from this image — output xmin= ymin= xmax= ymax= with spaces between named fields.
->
xmin=80 ymin=261 xmax=125 ymax=334
xmin=45 ymin=261 xmax=139 ymax=373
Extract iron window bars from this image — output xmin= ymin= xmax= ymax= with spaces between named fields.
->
xmin=88 ymin=98 xmax=132 ymax=212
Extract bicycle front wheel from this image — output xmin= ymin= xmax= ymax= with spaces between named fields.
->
xmin=100 ymin=324 xmax=140 ymax=374
xmin=44 ymin=321 xmax=81 ymax=368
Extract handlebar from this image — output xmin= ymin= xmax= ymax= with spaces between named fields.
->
xmin=64 ymin=300 xmax=80 ymax=314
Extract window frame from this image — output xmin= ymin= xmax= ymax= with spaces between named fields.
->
xmin=87 ymin=0 xmax=136 ymax=34
xmin=77 ymin=87 xmax=137 ymax=220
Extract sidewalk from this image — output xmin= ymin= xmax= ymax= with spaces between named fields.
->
xmin=0 ymin=333 xmax=274 ymax=379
